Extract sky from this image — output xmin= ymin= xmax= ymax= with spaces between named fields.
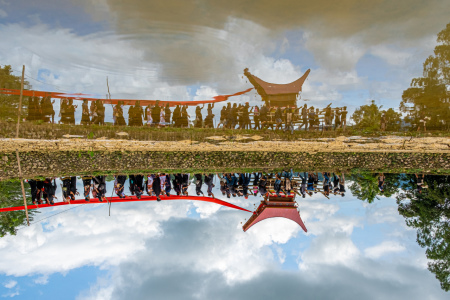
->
xmin=1 ymin=0 xmax=449 ymax=123
xmin=0 ymin=174 xmax=448 ymax=299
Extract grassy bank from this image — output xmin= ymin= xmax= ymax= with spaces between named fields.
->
xmin=1 ymin=151 xmax=449 ymax=180
xmin=2 ymin=121 xmax=450 ymax=142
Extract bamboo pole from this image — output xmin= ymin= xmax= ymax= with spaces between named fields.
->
xmin=16 ymin=149 xmax=30 ymax=226
xmin=15 ymin=65 xmax=25 ymax=138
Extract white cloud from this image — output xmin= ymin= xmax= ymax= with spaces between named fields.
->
xmin=3 ymin=280 xmax=17 ymax=289
xmin=364 ymin=241 xmax=406 ymax=259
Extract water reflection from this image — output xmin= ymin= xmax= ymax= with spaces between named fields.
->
xmin=1 ymin=171 xmax=449 ymax=292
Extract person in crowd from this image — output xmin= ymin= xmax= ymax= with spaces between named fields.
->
xmin=164 ymin=103 xmax=172 ymax=126
xmin=217 ymin=105 xmax=227 ymax=128
xmin=332 ymin=173 xmax=340 ymax=194
xmin=172 ymin=105 xmax=181 ymax=127
xmin=26 ymin=179 xmax=39 ymax=205
xmin=339 ymin=172 xmax=346 ymax=197
xmin=308 ymin=107 xmax=315 ymax=131
xmin=81 ymin=175 xmax=92 ymax=201
xmin=80 ymin=99 xmax=90 ymax=125
xmin=59 ymin=98 xmax=68 ymax=124
xmin=204 ymin=173 xmax=215 ymax=197
xmin=259 ymin=104 xmax=269 ymax=130
xmin=43 ymin=178 xmax=57 ymax=205
xmin=114 ymin=175 xmax=127 ymax=198
xmin=114 ymin=101 xmax=126 ymax=126
xmin=152 ymin=101 xmax=161 ymax=126
xmin=415 ymin=173 xmax=425 ymax=194
xmin=164 ymin=174 xmax=172 ymax=196
xmin=129 ymin=175 xmax=144 ymax=198
xmin=145 ymin=174 xmax=154 ymax=195
xmin=340 ymin=106 xmax=348 ymax=130
xmin=298 ymin=172 xmax=308 ymax=198
xmin=153 ymin=174 xmax=162 ymax=201
xmin=92 ymin=176 xmax=106 ymax=201
xmin=323 ymin=172 xmax=330 ymax=197
xmin=334 ymin=108 xmax=341 ymax=130
xmin=61 ymin=176 xmax=78 ymax=202
xmin=204 ymin=109 xmax=214 ymax=128
xmin=251 ymin=105 xmax=260 ymax=130
xmin=324 ymin=104 xmax=332 ymax=131
xmin=98 ymin=99 xmax=106 ymax=125
xmin=66 ymin=99 xmax=76 ymax=125
xmin=378 ymin=173 xmax=385 ymax=193
xmin=297 ymin=104 xmax=308 ymax=131
xmin=240 ymin=173 xmax=251 ymax=198
xmin=194 ymin=174 xmax=204 ymax=196
xmin=195 ymin=105 xmax=203 ymax=128
xmin=145 ymin=105 xmax=153 ymax=126
xmin=159 ymin=173 xmax=167 ymax=195
xmin=284 ymin=106 xmax=294 ymax=134
xmin=274 ymin=173 xmax=282 ymax=197
xmin=181 ymin=106 xmax=189 ymax=128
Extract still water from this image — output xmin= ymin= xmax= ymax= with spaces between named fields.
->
xmin=0 ymin=172 xmax=448 ymax=299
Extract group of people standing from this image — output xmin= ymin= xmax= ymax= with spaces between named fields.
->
xmin=25 ymin=171 xmax=348 ymax=205
xmin=26 ymin=96 xmax=348 ymax=131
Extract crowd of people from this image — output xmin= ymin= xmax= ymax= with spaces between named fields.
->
xmin=25 ymin=96 xmax=349 ymax=131
xmin=25 ymin=171 xmax=351 ymax=205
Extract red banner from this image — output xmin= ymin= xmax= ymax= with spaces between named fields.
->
xmin=0 ymin=88 xmax=253 ymax=107
xmin=0 ymin=195 xmax=252 ymax=213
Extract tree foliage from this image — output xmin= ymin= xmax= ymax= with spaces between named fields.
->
xmin=0 ymin=180 xmax=37 ymax=237
xmin=349 ymin=172 xmax=400 ymax=203
xmin=400 ymin=23 xmax=450 ymax=130
xmin=0 ymin=65 xmax=30 ymax=120
xmin=397 ymin=175 xmax=450 ymax=291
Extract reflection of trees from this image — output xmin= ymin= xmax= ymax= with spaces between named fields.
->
xmin=350 ymin=101 xmax=402 ymax=131
xmin=400 ymin=23 xmax=450 ymax=130
xmin=0 ymin=65 xmax=30 ymax=120
xmin=349 ymin=173 xmax=400 ymax=203
xmin=397 ymin=175 xmax=450 ymax=291
xmin=0 ymin=181 xmax=37 ymax=237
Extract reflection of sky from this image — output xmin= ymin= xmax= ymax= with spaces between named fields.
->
xmin=0 ymin=175 xmax=447 ymax=299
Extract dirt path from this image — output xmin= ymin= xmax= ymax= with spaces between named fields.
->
xmin=1 ymin=136 xmax=449 ymax=153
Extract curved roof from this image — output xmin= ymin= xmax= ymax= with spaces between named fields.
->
xmin=243 ymin=206 xmax=307 ymax=232
xmin=244 ymin=68 xmax=310 ymax=95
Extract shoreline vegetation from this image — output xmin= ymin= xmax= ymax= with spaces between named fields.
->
xmin=2 ymin=121 xmax=450 ymax=142
xmin=0 ymin=147 xmax=448 ymax=180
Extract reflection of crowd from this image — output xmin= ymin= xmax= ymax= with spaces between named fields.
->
xmin=26 ymin=97 xmax=348 ymax=131
xmin=25 ymin=171 xmax=347 ymax=205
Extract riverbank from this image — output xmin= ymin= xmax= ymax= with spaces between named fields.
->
xmin=0 ymin=137 xmax=449 ymax=179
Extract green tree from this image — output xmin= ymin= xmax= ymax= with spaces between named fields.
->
xmin=400 ymin=23 xmax=450 ymax=130
xmin=349 ymin=172 xmax=400 ymax=203
xmin=384 ymin=108 xmax=402 ymax=131
xmin=351 ymin=100 xmax=382 ymax=130
xmin=397 ymin=175 xmax=450 ymax=291
xmin=0 ymin=65 xmax=30 ymax=120
xmin=0 ymin=180 xmax=37 ymax=237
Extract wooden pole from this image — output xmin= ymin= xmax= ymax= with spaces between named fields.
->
xmin=15 ymin=65 xmax=25 ymax=138
xmin=16 ymin=149 xmax=30 ymax=226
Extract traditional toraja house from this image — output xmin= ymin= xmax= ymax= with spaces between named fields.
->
xmin=242 ymin=194 xmax=307 ymax=232
xmin=244 ymin=68 xmax=310 ymax=107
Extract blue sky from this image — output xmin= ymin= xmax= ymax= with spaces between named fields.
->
xmin=0 ymin=175 xmax=447 ymax=299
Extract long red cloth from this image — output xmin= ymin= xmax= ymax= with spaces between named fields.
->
xmin=0 ymin=88 xmax=253 ymax=107
xmin=0 ymin=195 xmax=252 ymax=213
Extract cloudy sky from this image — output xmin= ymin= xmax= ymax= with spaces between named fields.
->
xmin=0 ymin=174 xmax=448 ymax=299
xmin=1 ymin=0 xmax=449 ymax=122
